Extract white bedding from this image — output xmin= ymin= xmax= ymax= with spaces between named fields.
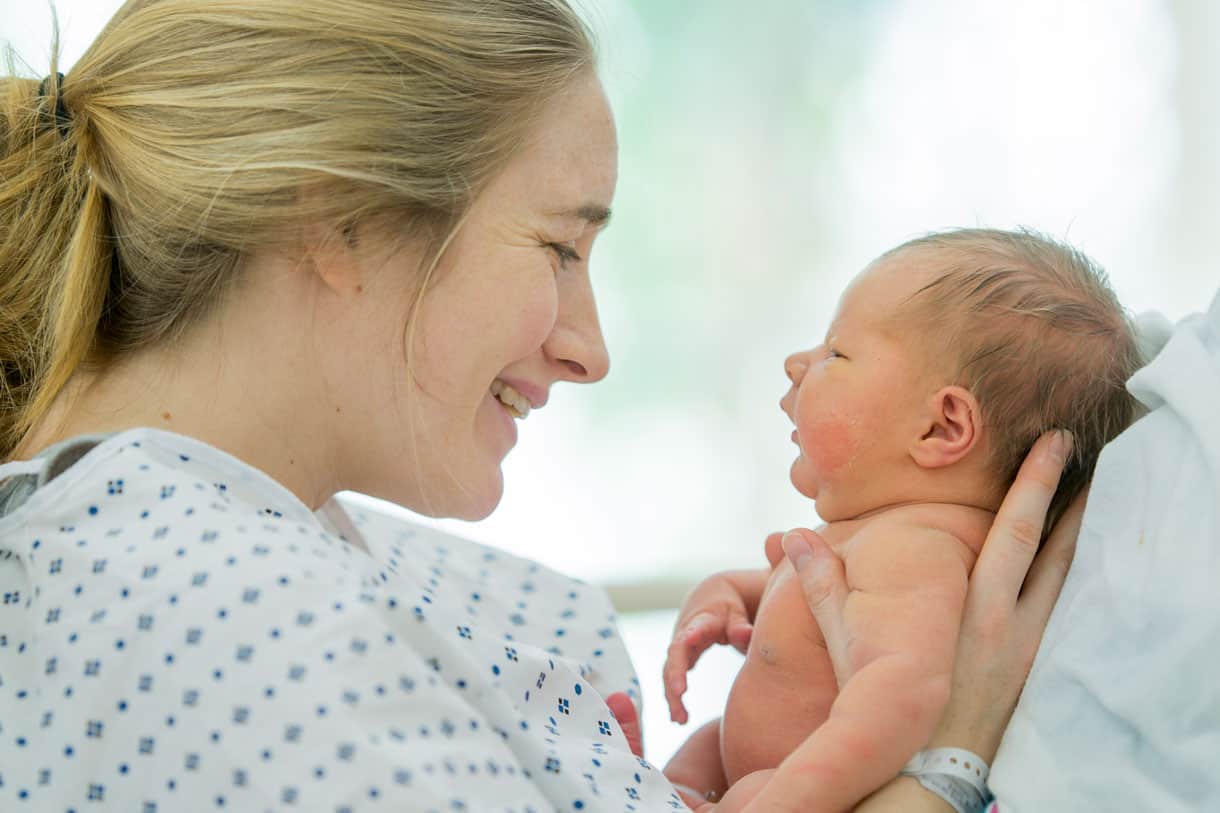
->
xmin=990 ymin=290 xmax=1220 ymax=810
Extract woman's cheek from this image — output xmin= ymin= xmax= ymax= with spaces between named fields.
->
xmin=519 ymin=278 xmax=561 ymax=352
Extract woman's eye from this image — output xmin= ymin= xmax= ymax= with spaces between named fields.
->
xmin=826 ymin=347 xmax=844 ymax=360
xmin=546 ymin=242 xmax=582 ymax=268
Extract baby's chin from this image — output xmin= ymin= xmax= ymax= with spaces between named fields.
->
xmin=811 ymin=497 xmax=846 ymax=523
xmin=789 ymin=460 xmax=821 ymax=501
xmin=791 ymin=461 xmax=871 ymax=523
xmin=792 ymin=474 xmax=851 ymax=523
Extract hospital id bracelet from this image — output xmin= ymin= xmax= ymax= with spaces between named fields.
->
xmin=901 ymin=747 xmax=992 ymax=813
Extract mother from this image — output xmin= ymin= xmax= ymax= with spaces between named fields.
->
xmin=0 ymin=1 xmax=1076 ymax=810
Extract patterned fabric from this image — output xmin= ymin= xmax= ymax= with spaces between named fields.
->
xmin=0 ymin=428 xmax=683 ymax=812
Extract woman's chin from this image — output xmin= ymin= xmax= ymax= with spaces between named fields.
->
xmin=377 ymin=463 xmax=503 ymax=521
xmin=447 ymin=468 xmax=505 ymax=521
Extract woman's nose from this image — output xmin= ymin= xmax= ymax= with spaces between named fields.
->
xmin=547 ymin=272 xmax=610 ymax=383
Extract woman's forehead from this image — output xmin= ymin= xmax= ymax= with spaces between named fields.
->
xmin=498 ymin=74 xmax=618 ymax=216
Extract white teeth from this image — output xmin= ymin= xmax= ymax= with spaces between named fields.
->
xmin=491 ymin=380 xmax=531 ymax=419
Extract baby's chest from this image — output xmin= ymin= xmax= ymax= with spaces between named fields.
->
xmin=748 ymin=565 xmax=828 ymax=664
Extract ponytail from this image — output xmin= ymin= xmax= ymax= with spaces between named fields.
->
xmin=0 ymin=45 xmax=112 ymax=460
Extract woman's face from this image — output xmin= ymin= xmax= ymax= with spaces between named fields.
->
xmin=341 ymin=72 xmax=617 ymax=519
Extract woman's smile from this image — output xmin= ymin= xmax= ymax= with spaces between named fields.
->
xmin=487 ymin=387 xmax=519 ymax=450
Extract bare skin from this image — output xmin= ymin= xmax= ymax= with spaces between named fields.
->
xmin=663 ymin=255 xmax=1009 ymax=809
xmin=732 ymin=431 xmax=1079 ymax=812
xmin=14 ymin=73 xmax=617 ymax=523
xmin=666 ymin=502 xmax=992 ymax=810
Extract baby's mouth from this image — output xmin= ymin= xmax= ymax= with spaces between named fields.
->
xmin=491 ymin=379 xmax=531 ymax=419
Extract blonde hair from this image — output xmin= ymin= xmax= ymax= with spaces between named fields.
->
xmin=0 ymin=0 xmax=595 ymax=459
xmin=887 ymin=228 xmax=1143 ymax=534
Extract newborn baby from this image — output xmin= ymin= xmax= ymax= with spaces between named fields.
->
xmin=662 ymin=228 xmax=1143 ymax=811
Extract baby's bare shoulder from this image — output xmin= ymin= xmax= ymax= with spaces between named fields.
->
xmin=840 ymin=508 xmax=981 ymax=588
xmin=849 ymin=504 xmax=989 ymax=554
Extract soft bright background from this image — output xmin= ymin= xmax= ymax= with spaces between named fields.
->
xmin=5 ymin=0 xmax=1218 ymax=764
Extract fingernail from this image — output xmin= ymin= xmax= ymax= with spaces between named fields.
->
xmin=1050 ymin=429 xmax=1074 ymax=462
xmin=781 ymin=531 xmax=813 ymax=569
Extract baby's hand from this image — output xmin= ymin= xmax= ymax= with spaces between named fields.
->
xmin=663 ymin=573 xmax=755 ymax=724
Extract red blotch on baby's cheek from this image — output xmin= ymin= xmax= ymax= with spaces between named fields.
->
xmin=802 ymin=419 xmax=856 ymax=476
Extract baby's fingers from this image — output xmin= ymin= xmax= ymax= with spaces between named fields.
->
xmin=726 ymin=620 xmax=753 ymax=654
xmin=662 ymin=638 xmax=692 ymax=723
xmin=724 ymin=601 xmax=753 ymax=653
xmin=679 ymin=612 xmax=725 ymax=667
xmin=682 ymin=611 xmax=725 ymax=644
xmin=664 ymin=612 xmax=725 ymax=722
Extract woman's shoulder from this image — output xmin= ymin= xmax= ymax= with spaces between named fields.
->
xmin=0 ymin=427 xmax=376 ymax=658
xmin=1 ymin=427 xmax=318 ymax=537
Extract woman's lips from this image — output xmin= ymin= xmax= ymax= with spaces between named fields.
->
xmin=491 ymin=379 xmax=531 ymax=418
xmin=499 ymin=377 xmax=547 ymax=409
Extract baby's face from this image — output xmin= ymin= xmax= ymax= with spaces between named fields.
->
xmin=779 ymin=259 xmax=938 ymax=520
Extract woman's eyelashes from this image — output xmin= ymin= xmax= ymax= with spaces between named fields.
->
xmin=546 ymin=241 xmax=582 ymax=268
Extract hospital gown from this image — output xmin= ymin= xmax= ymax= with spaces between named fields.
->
xmin=0 ymin=428 xmax=684 ymax=812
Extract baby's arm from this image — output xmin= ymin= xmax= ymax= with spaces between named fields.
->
xmin=740 ymin=521 xmax=972 ymax=812
xmin=664 ymin=567 xmax=772 ymax=723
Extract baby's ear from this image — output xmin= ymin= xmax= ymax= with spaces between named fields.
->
xmin=910 ymin=385 xmax=981 ymax=469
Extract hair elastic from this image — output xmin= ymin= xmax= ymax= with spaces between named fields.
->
xmin=37 ymin=72 xmax=73 ymax=138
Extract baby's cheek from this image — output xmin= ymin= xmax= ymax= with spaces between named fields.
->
xmin=801 ymin=417 xmax=858 ymax=476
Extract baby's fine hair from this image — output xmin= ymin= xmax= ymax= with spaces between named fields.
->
xmin=0 ymin=0 xmax=594 ymax=460
xmin=884 ymin=228 xmax=1144 ymax=535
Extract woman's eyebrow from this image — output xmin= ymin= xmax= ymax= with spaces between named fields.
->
xmin=550 ymin=204 xmax=612 ymax=228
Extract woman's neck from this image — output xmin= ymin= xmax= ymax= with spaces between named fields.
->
xmin=15 ymin=324 xmax=340 ymax=510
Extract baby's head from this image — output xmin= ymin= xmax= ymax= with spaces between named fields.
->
xmin=781 ymin=228 xmax=1143 ymax=529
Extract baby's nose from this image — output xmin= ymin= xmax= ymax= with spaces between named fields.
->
xmin=784 ymin=352 xmax=810 ymax=383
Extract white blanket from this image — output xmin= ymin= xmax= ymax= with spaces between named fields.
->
xmin=990 ymin=289 xmax=1220 ymax=810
